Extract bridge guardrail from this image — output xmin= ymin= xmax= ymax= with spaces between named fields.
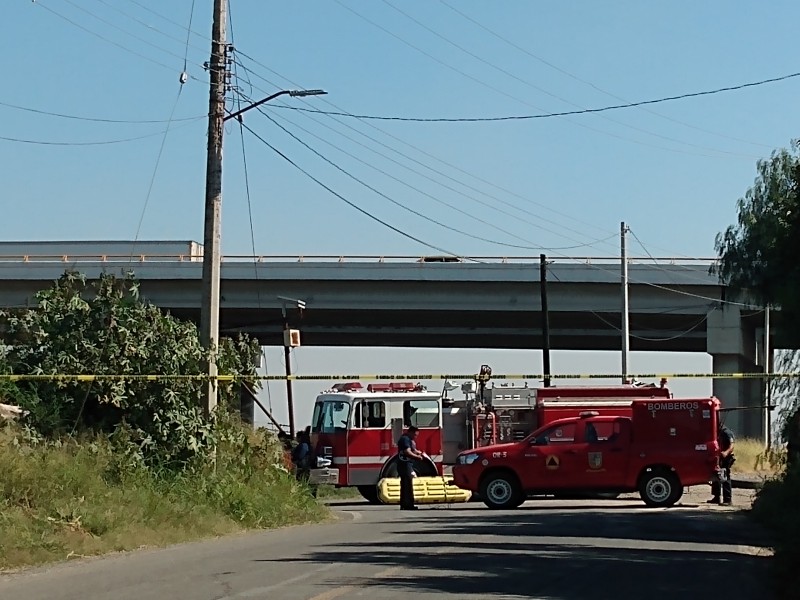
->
xmin=0 ymin=254 xmax=719 ymax=266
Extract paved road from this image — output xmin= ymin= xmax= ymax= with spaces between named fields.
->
xmin=0 ymin=488 xmax=772 ymax=600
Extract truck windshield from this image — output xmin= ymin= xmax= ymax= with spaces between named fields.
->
xmin=311 ymin=400 xmax=351 ymax=434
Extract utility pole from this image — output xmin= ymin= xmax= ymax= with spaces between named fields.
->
xmin=278 ymin=296 xmax=305 ymax=438
xmin=620 ymin=221 xmax=630 ymax=384
xmin=765 ymin=305 xmax=771 ymax=448
xmin=283 ymin=309 xmax=296 ymax=438
xmin=200 ymin=0 xmax=228 ymax=419
xmin=540 ymin=254 xmax=551 ymax=387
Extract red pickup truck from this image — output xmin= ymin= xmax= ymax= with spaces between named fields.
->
xmin=452 ymin=398 xmax=721 ymax=508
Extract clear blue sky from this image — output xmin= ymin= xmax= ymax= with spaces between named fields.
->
xmin=3 ymin=1 xmax=794 ymax=429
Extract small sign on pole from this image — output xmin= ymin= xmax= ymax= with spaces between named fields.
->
xmin=284 ymin=329 xmax=301 ymax=347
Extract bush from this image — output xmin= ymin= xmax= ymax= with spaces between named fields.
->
xmin=751 ymin=468 xmax=800 ymax=599
xmin=0 ymin=272 xmax=261 ymax=468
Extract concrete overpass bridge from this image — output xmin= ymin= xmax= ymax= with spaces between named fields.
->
xmin=0 ymin=241 xmax=775 ymax=437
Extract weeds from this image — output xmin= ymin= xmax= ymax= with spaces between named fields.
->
xmin=0 ymin=424 xmax=327 ymax=570
xmin=731 ymin=437 xmax=786 ymax=475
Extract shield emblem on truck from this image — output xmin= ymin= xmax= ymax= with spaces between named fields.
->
xmin=588 ymin=452 xmax=603 ymax=470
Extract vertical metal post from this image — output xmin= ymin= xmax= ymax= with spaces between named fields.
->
xmin=540 ymin=254 xmax=551 ymax=387
xmin=200 ymin=0 xmax=228 ymax=419
xmin=282 ymin=305 xmax=296 ymax=438
xmin=621 ymin=222 xmax=630 ymax=384
xmin=765 ymin=305 xmax=771 ymax=448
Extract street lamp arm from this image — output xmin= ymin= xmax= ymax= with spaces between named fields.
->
xmin=224 ymin=89 xmax=327 ymax=122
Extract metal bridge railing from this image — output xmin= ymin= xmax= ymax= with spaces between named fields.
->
xmin=0 ymin=254 xmax=719 ymax=266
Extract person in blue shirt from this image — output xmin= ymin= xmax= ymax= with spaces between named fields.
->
xmin=292 ymin=429 xmax=317 ymax=497
xmin=709 ymin=423 xmax=735 ymax=505
xmin=397 ymin=426 xmax=424 ymax=510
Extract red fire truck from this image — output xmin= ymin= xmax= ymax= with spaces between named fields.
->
xmin=307 ymin=365 xmax=673 ymax=503
xmin=452 ymin=398 xmax=722 ymax=508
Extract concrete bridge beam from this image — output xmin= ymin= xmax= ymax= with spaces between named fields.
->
xmin=707 ymin=305 xmax=764 ymax=440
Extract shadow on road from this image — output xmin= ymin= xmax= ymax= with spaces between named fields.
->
xmin=258 ymin=507 xmax=772 ymax=600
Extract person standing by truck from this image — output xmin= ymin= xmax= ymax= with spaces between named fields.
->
xmin=709 ymin=422 xmax=735 ymax=505
xmin=397 ymin=426 xmax=424 ymax=510
xmin=292 ymin=429 xmax=318 ymax=498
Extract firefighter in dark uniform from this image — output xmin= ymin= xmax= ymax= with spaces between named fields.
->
xmin=397 ymin=425 xmax=424 ymax=510
xmin=709 ymin=422 xmax=735 ymax=505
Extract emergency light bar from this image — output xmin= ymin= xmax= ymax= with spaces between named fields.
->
xmin=332 ymin=382 xmax=363 ymax=392
xmin=366 ymin=382 xmax=419 ymax=393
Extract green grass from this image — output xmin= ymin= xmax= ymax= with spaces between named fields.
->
xmin=0 ymin=426 xmax=328 ymax=571
xmin=314 ymin=484 xmax=363 ymax=500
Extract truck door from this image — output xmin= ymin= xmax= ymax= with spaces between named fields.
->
xmin=522 ymin=421 xmax=580 ymax=491
xmin=577 ymin=418 xmax=630 ymax=488
xmin=346 ymin=399 xmax=391 ymax=486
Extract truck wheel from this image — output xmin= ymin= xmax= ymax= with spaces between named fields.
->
xmin=639 ymin=469 xmax=681 ymax=507
xmin=357 ymin=485 xmax=381 ymax=504
xmin=480 ymin=472 xmax=524 ymax=509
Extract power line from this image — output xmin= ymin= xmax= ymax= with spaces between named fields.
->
xmin=0 ymin=123 xmax=198 ymax=146
xmin=228 ymin=4 xmax=275 ymax=417
xmin=124 ymin=0 xmax=211 ymax=43
xmin=230 ymin=55 xmax=762 ymax=295
xmin=380 ymin=0 xmax=756 ymax=159
xmin=437 ymin=0 xmax=773 ymax=150
xmin=131 ymin=86 xmax=186 ymax=248
xmin=253 ymin=98 xmax=616 ymax=251
xmin=130 ymin=0 xmax=198 ymax=254
xmin=252 ymin=102 xmax=614 ymax=252
xmin=237 ymin=120 xmax=473 ymax=260
xmin=273 ymin=70 xmax=800 ymax=123
xmin=60 ymin=0 xmax=205 ymax=73
xmin=231 ymin=60 xmax=621 ymax=253
xmin=231 ymin=53 xmax=622 ymax=253
xmin=590 ymin=309 xmax=714 ymax=342
xmin=231 ymin=50 xmax=614 ymax=243
xmin=0 ymin=99 xmax=202 ymax=124
xmin=332 ymin=0 xmax=746 ymax=159
xmin=91 ymin=0 xmax=208 ymax=59
xmin=34 ymin=1 xmax=201 ymax=80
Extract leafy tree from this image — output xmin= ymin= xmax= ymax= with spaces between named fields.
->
xmin=715 ymin=140 xmax=800 ymax=314
xmin=714 ymin=140 xmax=800 ymax=444
xmin=0 ymin=272 xmax=261 ymax=467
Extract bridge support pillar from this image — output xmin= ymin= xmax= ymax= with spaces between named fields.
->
xmin=707 ymin=306 xmax=763 ymax=440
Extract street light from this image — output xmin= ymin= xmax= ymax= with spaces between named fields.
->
xmin=224 ymin=89 xmax=327 ymax=123
xmin=200 ymin=85 xmax=326 ymax=421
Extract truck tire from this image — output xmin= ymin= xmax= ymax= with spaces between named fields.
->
xmin=480 ymin=472 xmax=524 ymax=509
xmin=357 ymin=485 xmax=381 ymax=504
xmin=639 ymin=469 xmax=681 ymax=508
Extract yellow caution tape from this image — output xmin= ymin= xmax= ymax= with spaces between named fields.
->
xmin=0 ymin=372 xmax=794 ymax=382
xmin=377 ymin=475 xmax=472 ymax=504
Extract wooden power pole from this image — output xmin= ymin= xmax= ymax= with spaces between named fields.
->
xmin=200 ymin=0 xmax=228 ymax=419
